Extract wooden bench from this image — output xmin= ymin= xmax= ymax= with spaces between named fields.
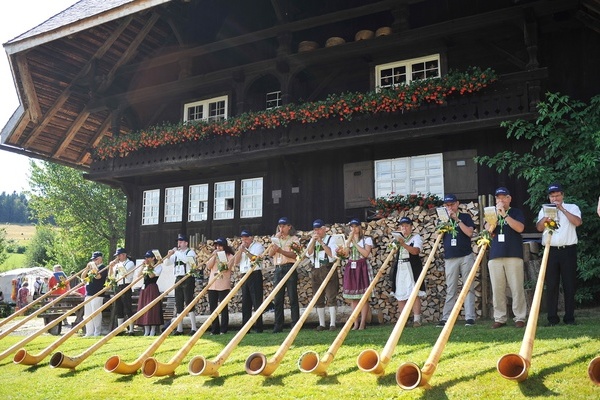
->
xmin=37 ymin=296 xmax=84 ymax=335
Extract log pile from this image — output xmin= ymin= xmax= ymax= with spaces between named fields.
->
xmin=189 ymin=202 xmax=531 ymax=324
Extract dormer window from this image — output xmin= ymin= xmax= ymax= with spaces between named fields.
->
xmin=184 ymin=95 xmax=228 ymax=122
xmin=375 ymin=54 xmax=440 ymax=90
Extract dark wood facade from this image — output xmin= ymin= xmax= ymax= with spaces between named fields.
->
xmin=2 ymin=0 xmax=599 ymax=256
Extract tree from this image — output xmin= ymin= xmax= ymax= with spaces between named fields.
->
xmin=25 ymin=224 xmax=56 ymax=267
xmin=476 ymin=92 xmax=600 ymax=304
xmin=27 ymin=161 xmax=127 ymax=270
xmin=0 ymin=227 xmax=7 ymax=265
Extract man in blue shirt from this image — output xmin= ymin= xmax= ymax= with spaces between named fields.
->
xmin=486 ymin=187 xmax=527 ymax=329
xmin=436 ymin=194 xmax=476 ymax=327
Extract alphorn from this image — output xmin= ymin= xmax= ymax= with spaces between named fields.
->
xmin=496 ymin=234 xmax=552 ymax=381
xmin=108 ymin=244 xmax=271 ymax=376
xmin=13 ymin=267 xmax=145 ymax=366
xmin=50 ymin=270 xmax=204 ymax=369
xmin=588 ymin=356 xmax=600 ymax=386
xmin=298 ymin=246 xmax=398 ymax=377
xmin=245 ymin=257 xmax=343 ymax=376
xmin=0 ymin=265 xmax=111 ymax=359
xmin=188 ymin=241 xmax=312 ymax=377
xmin=357 ymin=234 xmax=443 ymax=376
xmin=0 ymin=270 xmax=83 ymax=329
xmin=396 ymin=241 xmax=488 ymax=389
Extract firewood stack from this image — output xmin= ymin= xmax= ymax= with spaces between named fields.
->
xmin=193 ymin=203 xmax=485 ymax=324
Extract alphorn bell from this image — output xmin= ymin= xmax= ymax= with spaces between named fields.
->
xmin=245 ymin=256 xmax=343 ymax=376
xmin=588 ymin=356 xmax=600 ymax=386
xmin=298 ymin=246 xmax=398 ymax=377
xmin=49 ymin=269 xmax=204 ymax=369
xmin=0 ymin=265 xmax=111 ymax=361
xmin=357 ymin=234 xmax=443 ymax=376
xmin=109 ymin=244 xmax=271 ymax=376
xmin=0 ymin=270 xmax=83 ymax=329
xmin=497 ymin=234 xmax=552 ymax=381
xmin=188 ymin=241 xmax=312 ymax=377
xmin=13 ymin=266 xmax=145 ymax=366
xmin=396 ymin=241 xmax=488 ymax=389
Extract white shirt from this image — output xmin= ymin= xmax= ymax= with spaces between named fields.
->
xmin=307 ymin=235 xmax=337 ymax=268
xmin=399 ymin=234 xmax=423 ymax=259
xmin=537 ymin=203 xmax=581 ymax=246
xmin=164 ymin=248 xmax=197 ymax=276
xmin=115 ymin=259 xmax=136 ymax=284
xmin=239 ymin=241 xmax=265 ymax=274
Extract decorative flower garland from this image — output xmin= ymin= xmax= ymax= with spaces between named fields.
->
xmin=93 ymin=67 xmax=497 ymax=160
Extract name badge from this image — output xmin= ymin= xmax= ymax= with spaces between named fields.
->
xmin=451 ymin=239 xmax=457 ymax=247
xmin=351 ymin=261 xmax=357 ymax=269
xmin=498 ymin=234 xmax=505 ymax=243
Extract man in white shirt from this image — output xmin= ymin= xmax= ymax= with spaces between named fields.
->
xmin=163 ymin=234 xmax=198 ymax=335
xmin=109 ymin=248 xmax=136 ymax=335
xmin=232 ymin=230 xmax=265 ymax=333
xmin=306 ymin=219 xmax=339 ymax=331
xmin=536 ymin=183 xmax=582 ymax=326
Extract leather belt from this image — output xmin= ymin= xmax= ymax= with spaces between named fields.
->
xmin=552 ymin=244 xmax=576 ymax=249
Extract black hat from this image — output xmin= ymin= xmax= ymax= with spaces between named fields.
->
xmin=347 ymin=218 xmax=361 ymax=226
xmin=495 ymin=187 xmax=510 ymax=196
xmin=278 ymin=217 xmax=290 ymax=225
xmin=313 ymin=219 xmax=325 ymax=228
xmin=143 ymin=250 xmax=155 ymax=258
xmin=90 ymin=251 xmax=103 ymax=261
xmin=443 ymin=194 xmax=458 ymax=203
xmin=113 ymin=248 xmax=127 ymax=256
xmin=548 ymin=183 xmax=563 ymax=193
xmin=177 ymin=234 xmax=188 ymax=242
xmin=240 ymin=230 xmax=252 ymax=237
xmin=399 ymin=216 xmax=412 ymax=225
xmin=214 ymin=237 xmax=227 ymax=246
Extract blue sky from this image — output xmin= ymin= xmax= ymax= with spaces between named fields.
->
xmin=0 ymin=0 xmax=79 ymax=194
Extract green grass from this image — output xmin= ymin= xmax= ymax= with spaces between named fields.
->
xmin=0 ymin=309 xmax=598 ymax=400
xmin=0 ymin=253 xmax=27 ymax=272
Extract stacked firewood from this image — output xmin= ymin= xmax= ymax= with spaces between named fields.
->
xmin=192 ymin=203 xmax=486 ymax=323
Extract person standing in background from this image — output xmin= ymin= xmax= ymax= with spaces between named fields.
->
xmin=83 ymin=252 xmax=108 ymax=337
xmin=536 ymin=183 xmax=582 ymax=326
xmin=205 ymin=238 xmax=235 ymax=335
xmin=109 ymin=248 xmax=136 ymax=335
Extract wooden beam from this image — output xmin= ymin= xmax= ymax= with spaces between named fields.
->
xmin=4 ymin=106 xmax=31 ymax=145
xmin=99 ymin=13 xmax=160 ymax=93
xmin=18 ymin=16 xmax=134 ymax=150
xmin=77 ymin=113 xmax=113 ymax=166
xmin=15 ymin=54 xmax=42 ymax=124
xmin=54 ymin=109 xmax=91 ymax=157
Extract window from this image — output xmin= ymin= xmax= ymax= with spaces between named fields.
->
xmin=240 ymin=178 xmax=263 ymax=218
xmin=189 ymin=184 xmax=209 ymax=222
xmin=266 ymin=91 xmax=282 ymax=110
xmin=375 ymin=54 xmax=440 ymax=90
xmin=142 ymin=189 xmax=160 ymax=225
xmin=184 ymin=95 xmax=228 ymax=123
xmin=214 ymin=181 xmax=235 ymax=220
xmin=374 ymin=153 xmax=443 ymax=198
xmin=164 ymin=186 xmax=183 ymax=223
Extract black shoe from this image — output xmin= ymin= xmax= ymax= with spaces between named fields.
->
xmin=172 ymin=330 xmax=183 ymax=336
xmin=436 ymin=320 xmax=446 ymax=328
xmin=189 ymin=330 xmax=197 ymax=336
xmin=465 ymin=319 xmax=475 ymax=326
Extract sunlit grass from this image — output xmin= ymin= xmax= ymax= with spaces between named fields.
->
xmin=0 ymin=308 xmax=598 ymax=399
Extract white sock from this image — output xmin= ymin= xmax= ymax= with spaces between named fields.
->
xmin=129 ymin=323 xmax=134 ymax=333
xmin=177 ymin=317 xmax=184 ymax=332
xmin=329 ymin=306 xmax=337 ymax=326
xmin=144 ymin=326 xmax=150 ymax=336
xmin=316 ymin=308 xmax=326 ymax=326
xmin=189 ymin=311 xmax=197 ymax=331
xmin=149 ymin=326 xmax=156 ymax=336
xmin=414 ymin=314 xmax=421 ymax=323
xmin=117 ymin=318 xmax=124 ymax=327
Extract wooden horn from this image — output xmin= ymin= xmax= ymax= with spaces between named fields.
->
xmin=103 ymin=275 xmax=194 ymax=374
xmin=13 ymin=269 xmax=145 ymax=366
xmin=113 ymin=245 xmax=272 ymax=376
xmin=188 ymin=242 xmax=311 ymax=377
xmin=50 ymin=270 xmax=200 ymax=369
xmin=0 ymin=270 xmax=83 ymax=329
xmin=0 ymin=265 xmax=110 ymax=361
xmin=396 ymin=241 xmax=488 ymax=389
xmin=245 ymin=257 xmax=343 ymax=376
xmin=298 ymin=246 xmax=398 ymax=377
xmin=588 ymin=356 xmax=600 ymax=386
xmin=497 ymin=234 xmax=552 ymax=382
xmin=357 ymin=234 xmax=443 ymax=376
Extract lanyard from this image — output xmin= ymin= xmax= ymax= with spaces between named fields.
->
xmin=497 ymin=208 xmax=511 ymax=235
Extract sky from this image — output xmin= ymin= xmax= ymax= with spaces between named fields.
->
xmin=0 ymin=0 xmax=80 ymax=194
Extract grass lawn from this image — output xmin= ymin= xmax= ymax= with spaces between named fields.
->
xmin=0 ymin=223 xmax=35 ymax=243
xmin=0 ymin=253 xmax=27 ymax=272
xmin=0 ymin=308 xmax=598 ymax=399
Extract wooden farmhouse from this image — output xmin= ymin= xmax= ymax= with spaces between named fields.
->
xmin=2 ymin=0 xmax=599 ymax=255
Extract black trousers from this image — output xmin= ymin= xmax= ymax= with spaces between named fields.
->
xmin=174 ymin=275 xmax=195 ymax=314
xmin=115 ymin=284 xmax=133 ymax=319
xmin=545 ymin=245 xmax=577 ymax=324
xmin=241 ymin=270 xmax=264 ymax=332
xmin=208 ymin=289 xmax=230 ymax=334
xmin=273 ymin=263 xmax=299 ymax=330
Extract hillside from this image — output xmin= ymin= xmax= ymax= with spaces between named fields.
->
xmin=0 ymin=223 xmax=36 ymax=243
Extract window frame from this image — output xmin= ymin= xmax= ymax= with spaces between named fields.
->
xmin=164 ymin=186 xmax=184 ymax=223
xmin=240 ymin=177 xmax=263 ymax=218
xmin=141 ymin=189 xmax=160 ymax=226
xmin=213 ymin=180 xmax=235 ymax=220
xmin=183 ymin=95 xmax=229 ymax=123
xmin=188 ymin=184 xmax=209 ymax=222
xmin=374 ymin=153 xmax=444 ymax=198
xmin=375 ymin=54 xmax=441 ymax=90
